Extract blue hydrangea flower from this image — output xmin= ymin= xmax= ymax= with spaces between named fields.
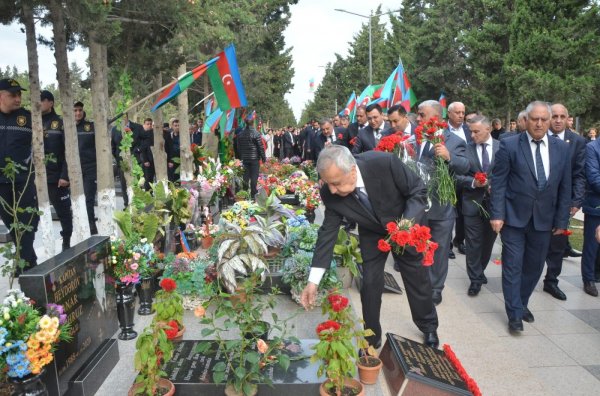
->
xmin=0 ymin=327 xmax=7 ymax=346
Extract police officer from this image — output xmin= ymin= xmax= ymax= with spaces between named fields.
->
xmin=0 ymin=78 xmax=38 ymax=271
xmin=73 ymin=101 xmax=97 ymax=234
xmin=41 ymin=90 xmax=72 ymax=250
xmin=138 ymin=118 xmax=155 ymax=190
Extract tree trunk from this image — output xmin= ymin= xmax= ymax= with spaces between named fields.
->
xmin=23 ymin=0 xmax=55 ymax=259
xmin=177 ymin=62 xmax=193 ymax=181
xmin=152 ymin=73 xmax=168 ymax=181
xmin=48 ymin=0 xmax=90 ymax=240
xmin=89 ymin=36 xmax=116 ymax=236
xmin=203 ymin=73 xmax=219 ymax=157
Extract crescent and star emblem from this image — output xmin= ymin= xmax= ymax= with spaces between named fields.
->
xmin=222 ymin=74 xmax=233 ymax=87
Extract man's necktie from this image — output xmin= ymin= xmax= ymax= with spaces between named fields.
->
xmin=552 ymin=133 xmax=560 ymax=139
xmin=481 ymin=143 xmax=490 ymax=172
xmin=354 ymin=188 xmax=375 ymax=218
xmin=533 ymin=140 xmax=547 ymax=190
xmin=374 ymin=128 xmax=381 ymax=141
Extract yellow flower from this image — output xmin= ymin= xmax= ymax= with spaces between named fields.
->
xmin=38 ymin=315 xmax=52 ymax=329
xmin=27 ymin=337 xmax=41 ymax=350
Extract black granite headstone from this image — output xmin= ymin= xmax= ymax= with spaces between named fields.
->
xmin=160 ymin=339 xmax=324 ymax=396
xmin=19 ymin=236 xmax=119 ymax=396
xmin=0 ymin=224 xmax=12 ymax=243
xmin=379 ymin=333 xmax=472 ymax=396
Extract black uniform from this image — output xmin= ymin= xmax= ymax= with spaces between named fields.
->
xmin=165 ymin=130 xmax=180 ymax=183
xmin=136 ymin=127 xmax=155 ymax=191
xmin=76 ymin=117 xmax=97 ymax=234
xmin=42 ymin=110 xmax=72 ymax=248
xmin=236 ymin=126 xmax=266 ymax=197
xmin=0 ymin=107 xmax=38 ymax=270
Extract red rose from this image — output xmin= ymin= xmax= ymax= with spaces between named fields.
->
xmin=474 ymin=172 xmax=487 ymax=185
xmin=386 ymin=222 xmax=398 ymax=234
xmin=378 ymin=239 xmax=392 ymax=252
xmin=159 ymin=278 xmax=177 ymax=292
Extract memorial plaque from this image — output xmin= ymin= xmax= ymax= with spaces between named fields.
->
xmin=380 ymin=333 xmax=472 ymax=396
xmin=19 ymin=236 xmax=119 ymax=396
xmin=161 ymin=339 xmax=324 ymax=396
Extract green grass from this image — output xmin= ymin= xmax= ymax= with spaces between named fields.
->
xmin=569 ymin=218 xmax=584 ymax=251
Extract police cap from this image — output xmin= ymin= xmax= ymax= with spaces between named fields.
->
xmin=0 ymin=78 xmax=27 ymax=93
xmin=41 ymin=90 xmax=54 ymax=101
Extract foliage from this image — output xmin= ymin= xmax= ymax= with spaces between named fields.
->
xmin=162 ymin=254 xmax=216 ymax=298
xmin=132 ymin=322 xmax=174 ymax=396
xmin=283 ymin=219 xmax=320 ymax=256
xmin=152 ymin=278 xmax=184 ymax=328
xmin=254 ymin=189 xmax=296 ymax=225
xmin=0 ymin=290 xmax=72 ymax=380
xmin=281 ymin=251 xmax=340 ymax=303
xmin=333 ymin=228 xmax=362 ymax=278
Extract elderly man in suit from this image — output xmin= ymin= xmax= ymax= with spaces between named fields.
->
xmin=490 ymin=101 xmax=571 ymax=332
xmin=347 ymin=106 xmax=368 ymax=150
xmin=301 ymin=146 xmax=439 ymax=349
xmin=455 ymin=116 xmax=499 ymax=296
xmin=542 ymin=103 xmax=586 ymax=300
xmin=352 ymin=103 xmax=390 ymax=154
xmin=416 ymin=100 xmax=470 ymax=305
xmin=312 ymin=119 xmax=345 ymax=160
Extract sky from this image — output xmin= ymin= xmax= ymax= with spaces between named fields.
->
xmin=0 ymin=0 xmax=401 ymax=122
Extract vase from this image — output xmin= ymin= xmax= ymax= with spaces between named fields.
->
xmin=8 ymin=369 xmax=48 ymax=396
xmin=115 ymin=282 xmax=138 ymax=340
xmin=128 ymin=378 xmax=175 ymax=396
xmin=136 ymin=276 xmax=155 ymax=316
xmin=319 ymin=378 xmax=364 ymax=396
xmin=357 ymin=356 xmax=383 ymax=385
xmin=202 ymin=236 xmax=214 ymax=249
xmin=224 ymin=383 xmax=257 ymax=396
xmin=336 ymin=266 xmax=353 ymax=289
xmin=305 ymin=209 xmax=316 ymax=223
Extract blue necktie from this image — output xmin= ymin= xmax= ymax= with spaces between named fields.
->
xmin=481 ymin=143 xmax=490 ymax=172
xmin=533 ymin=140 xmax=547 ymax=190
xmin=355 ymin=188 xmax=375 ymax=217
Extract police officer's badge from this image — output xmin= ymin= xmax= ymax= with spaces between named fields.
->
xmin=51 ymin=120 xmax=59 ymax=130
xmin=16 ymin=115 xmax=26 ymax=126
xmin=84 ymin=123 xmax=91 ymax=132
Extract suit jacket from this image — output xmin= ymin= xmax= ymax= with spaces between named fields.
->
xmin=558 ymin=129 xmax=586 ymax=208
xmin=499 ymin=131 xmax=518 ymax=140
xmin=381 ymin=122 xmax=417 ymax=138
xmin=352 ymin=122 xmax=391 ymax=154
xmin=333 ymin=127 xmax=350 ymax=149
xmin=312 ymin=131 xmax=346 ymax=160
xmin=445 ymin=123 xmax=472 ymax=144
xmin=490 ymin=133 xmax=572 ymax=231
xmin=456 ymin=139 xmax=500 ymax=216
xmin=583 ymin=138 xmax=600 ymax=217
xmin=311 ymin=151 xmax=428 ymax=269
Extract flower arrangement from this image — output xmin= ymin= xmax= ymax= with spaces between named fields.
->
xmin=0 ymin=290 xmax=71 ymax=380
xmin=109 ymin=236 xmax=157 ymax=285
xmin=220 ymin=201 xmax=261 ymax=229
xmin=161 ymin=254 xmax=216 ymax=299
xmin=311 ymin=291 xmax=372 ymax=395
xmin=196 ymin=157 xmax=226 ymax=192
xmin=258 ymin=175 xmax=286 ymax=197
xmin=415 ymin=117 xmax=456 ymax=205
xmin=443 ymin=344 xmax=482 ymax=396
xmin=191 ymin=143 xmax=211 ymax=171
xmin=152 ymin=278 xmax=184 ymax=340
xmin=282 ymin=251 xmax=340 ymax=306
xmin=300 ymin=160 xmax=318 ymax=181
xmin=377 ymin=219 xmax=439 ymax=266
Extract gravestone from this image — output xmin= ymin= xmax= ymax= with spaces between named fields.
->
xmin=161 ymin=340 xmax=323 ymax=396
xmin=19 ymin=236 xmax=119 ymax=396
xmin=379 ymin=333 xmax=472 ymax=396
xmin=0 ymin=224 xmax=11 ymax=243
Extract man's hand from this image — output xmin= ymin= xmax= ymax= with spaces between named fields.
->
xmin=433 ymin=143 xmax=450 ymax=161
xmin=58 ymin=179 xmax=69 ymax=187
xmin=570 ymin=207 xmax=580 ymax=216
xmin=490 ymin=220 xmax=504 ymax=233
xmin=596 ymin=225 xmax=600 ymax=243
xmin=300 ymin=282 xmax=318 ymax=311
xmin=474 ymin=179 xmax=487 ymax=188
xmin=144 ymin=162 xmax=151 ymax=167
xmin=168 ymin=162 xmax=174 ymax=168
xmin=552 ymin=228 xmax=565 ymax=236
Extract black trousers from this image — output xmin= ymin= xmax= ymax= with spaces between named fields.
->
xmin=464 ymin=214 xmax=496 ymax=283
xmin=544 ymin=233 xmax=568 ymax=285
xmin=47 ymin=184 xmax=72 ymax=238
xmin=0 ymin=182 xmax=38 ymax=270
xmin=142 ymin=163 xmax=155 ymax=191
xmin=82 ymin=171 xmax=97 ymax=233
xmin=453 ymin=187 xmax=465 ymax=246
xmin=359 ymin=231 xmax=438 ymax=345
xmin=242 ymin=160 xmax=260 ymax=198
xmin=167 ymin=165 xmax=178 ymax=183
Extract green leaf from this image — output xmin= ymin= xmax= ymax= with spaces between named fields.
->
xmin=214 ymin=362 xmax=227 ymax=372
xmin=234 ymin=366 xmax=246 ymax=379
xmin=278 ymin=354 xmax=290 ymax=371
xmin=201 ymin=328 xmax=215 ymax=337
xmin=213 ymin=370 xmax=226 ymax=384
xmin=245 ymin=351 xmax=260 ymax=364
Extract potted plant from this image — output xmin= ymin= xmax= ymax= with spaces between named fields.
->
xmin=152 ymin=278 xmax=184 ymax=341
xmin=196 ymin=218 xmax=220 ymax=249
xmin=333 ymin=228 xmax=362 ymax=288
xmin=0 ymin=290 xmax=72 ymax=396
xmin=312 ymin=291 xmax=370 ymax=396
xmin=129 ymin=322 xmax=175 ymax=396
xmin=235 ymin=189 xmax=250 ymax=202
xmin=196 ymin=273 xmax=296 ymax=396
xmin=355 ymin=325 xmax=382 ymax=385
xmin=162 ymin=254 xmax=217 ymax=310
xmin=282 ymin=251 xmax=341 ymax=305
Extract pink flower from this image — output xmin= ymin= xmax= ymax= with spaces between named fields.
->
xmin=257 ymin=339 xmax=268 ymax=354
xmin=133 ymin=252 xmax=141 ymax=260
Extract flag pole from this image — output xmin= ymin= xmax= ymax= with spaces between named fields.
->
xmin=107 ymin=81 xmax=175 ymax=125
xmin=188 ymin=92 xmax=215 ymax=114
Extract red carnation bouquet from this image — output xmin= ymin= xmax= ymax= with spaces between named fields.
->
xmin=443 ymin=344 xmax=482 ymax=396
xmin=375 ymin=134 xmax=416 ymax=158
xmin=414 ymin=117 xmax=456 ymax=206
xmin=473 ymin=172 xmax=487 ymax=186
xmin=377 ymin=219 xmax=439 ymax=266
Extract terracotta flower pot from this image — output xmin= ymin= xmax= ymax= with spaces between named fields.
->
xmin=319 ymin=378 xmax=364 ymax=396
xmin=172 ymin=324 xmax=186 ymax=341
xmin=357 ymin=356 xmax=383 ymax=385
xmin=202 ymin=236 xmax=214 ymax=249
xmin=128 ymin=378 xmax=175 ymax=396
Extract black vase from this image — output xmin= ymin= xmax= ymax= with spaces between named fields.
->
xmin=8 ymin=369 xmax=48 ymax=396
xmin=136 ymin=276 xmax=154 ymax=315
xmin=115 ymin=282 xmax=138 ymax=340
xmin=305 ymin=210 xmax=316 ymax=224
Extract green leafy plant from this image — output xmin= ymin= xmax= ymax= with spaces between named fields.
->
xmin=152 ymin=278 xmax=184 ymax=329
xmin=333 ymin=228 xmax=362 ymax=278
xmin=281 ymin=251 xmax=340 ymax=305
xmin=235 ymin=190 xmax=250 ymax=200
xmin=132 ymin=322 xmax=174 ymax=395
xmin=254 ymin=189 xmax=295 ymax=224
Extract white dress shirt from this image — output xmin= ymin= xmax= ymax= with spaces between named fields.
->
xmin=549 ymin=130 xmax=565 ymax=141
xmin=449 ymin=123 xmax=467 ymax=142
xmin=527 ymin=132 xmax=550 ymax=180
xmin=404 ymin=123 xmax=413 ymax=136
xmin=308 ymin=168 xmax=365 ymax=285
xmin=476 ymin=136 xmax=494 ymax=168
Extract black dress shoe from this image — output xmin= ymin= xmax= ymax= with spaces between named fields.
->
xmin=543 ymin=283 xmax=567 ymax=301
xmin=522 ymin=307 xmax=534 ymax=323
xmin=564 ymin=248 xmax=582 ymax=258
xmin=584 ymin=281 xmax=599 ymax=297
xmin=432 ymin=291 xmax=442 ymax=305
xmin=508 ymin=319 xmax=524 ymax=333
xmin=448 ymin=250 xmax=456 ymax=259
xmin=457 ymin=242 xmax=466 ymax=255
xmin=423 ymin=331 xmax=439 ymax=348
xmin=482 ymin=274 xmax=488 ymax=284
xmin=468 ymin=282 xmax=481 ymax=296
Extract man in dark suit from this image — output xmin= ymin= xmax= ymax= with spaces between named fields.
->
xmin=455 ymin=116 xmax=499 ymax=296
xmin=282 ymin=126 xmax=295 ymax=159
xmin=352 ymin=103 xmax=390 ymax=154
xmin=490 ymin=101 xmax=571 ymax=332
xmin=446 ymin=102 xmax=472 ymax=258
xmin=415 ymin=100 xmax=470 ymax=305
xmin=581 ymin=138 xmax=600 ymax=297
xmin=312 ymin=119 xmax=343 ymax=160
xmin=542 ymin=103 xmax=586 ymax=300
xmin=300 ymin=146 xmax=439 ymax=348
xmin=347 ymin=106 xmax=368 ymax=151
xmin=384 ymin=104 xmax=414 ymax=136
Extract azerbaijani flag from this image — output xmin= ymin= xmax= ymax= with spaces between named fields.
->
xmin=357 ymin=84 xmax=383 ymax=107
xmin=151 ymin=57 xmax=219 ymax=112
xmin=203 ymin=108 xmax=223 ymax=133
xmin=400 ymin=71 xmax=417 ymax=112
xmin=219 ymin=109 xmax=235 ymax=138
xmin=309 ymin=78 xmax=315 ymax=92
xmin=371 ymin=65 xmax=402 ymax=112
xmin=339 ymin=91 xmax=357 ymax=122
xmin=439 ymin=92 xmax=447 ymax=118
xmin=207 ymin=44 xmax=248 ymax=111
xmin=205 ymin=98 xmax=214 ymax=117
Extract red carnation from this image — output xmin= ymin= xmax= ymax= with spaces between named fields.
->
xmin=562 ymin=229 xmax=572 ymax=236
xmin=159 ymin=278 xmax=177 ymax=292
xmin=386 ymin=222 xmax=398 ymax=234
xmin=474 ymin=172 xmax=487 ymax=185
xmin=337 ymin=133 xmax=344 ymax=140
xmin=165 ymin=320 xmax=179 ymax=340
xmin=316 ymin=320 xmax=341 ymax=335
xmin=349 ymin=137 xmax=357 ymax=146
xmin=378 ymin=239 xmax=392 ymax=252
xmin=391 ymin=230 xmax=411 ymax=246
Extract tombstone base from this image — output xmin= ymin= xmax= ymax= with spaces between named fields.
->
xmin=66 ymin=339 xmax=119 ymax=396
xmin=0 ymin=224 xmax=11 ymax=243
